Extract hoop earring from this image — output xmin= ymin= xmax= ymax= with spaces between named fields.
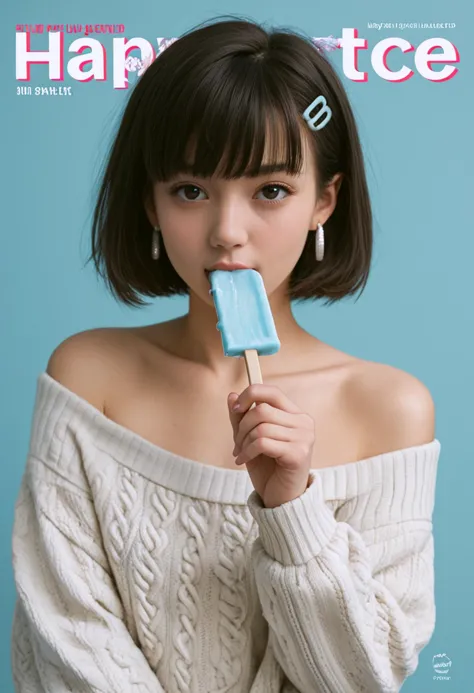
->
xmin=151 ymin=226 xmax=160 ymax=260
xmin=315 ymin=223 xmax=324 ymax=261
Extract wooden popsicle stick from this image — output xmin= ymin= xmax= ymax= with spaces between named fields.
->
xmin=244 ymin=349 xmax=263 ymax=386
xmin=244 ymin=350 xmax=262 ymax=411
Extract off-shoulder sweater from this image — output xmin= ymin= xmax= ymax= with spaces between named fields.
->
xmin=11 ymin=372 xmax=441 ymax=693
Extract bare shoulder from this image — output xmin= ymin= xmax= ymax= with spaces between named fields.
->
xmin=346 ymin=360 xmax=436 ymax=458
xmin=46 ymin=327 xmax=131 ymax=413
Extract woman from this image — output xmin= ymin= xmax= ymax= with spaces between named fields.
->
xmin=11 ymin=16 xmax=439 ymax=693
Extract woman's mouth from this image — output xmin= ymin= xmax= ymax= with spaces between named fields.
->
xmin=204 ymin=266 xmax=258 ymax=287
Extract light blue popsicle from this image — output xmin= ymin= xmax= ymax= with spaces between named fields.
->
xmin=209 ymin=269 xmax=280 ymax=357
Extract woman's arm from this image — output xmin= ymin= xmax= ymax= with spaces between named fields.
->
xmin=248 ymin=460 xmax=437 ymax=693
xmin=11 ymin=335 xmax=164 ymax=692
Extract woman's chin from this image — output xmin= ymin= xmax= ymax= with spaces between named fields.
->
xmin=185 ymin=273 xmax=217 ymax=306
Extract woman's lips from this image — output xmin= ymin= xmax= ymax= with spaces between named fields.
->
xmin=204 ymin=267 xmax=258 ymax=287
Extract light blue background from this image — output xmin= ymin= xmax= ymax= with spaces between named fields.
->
xmin=2 ymin=0 xmax=472 ymax=690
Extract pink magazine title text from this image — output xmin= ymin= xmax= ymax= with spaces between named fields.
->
xmin=15 ymin=27 xmax=460 ymax=89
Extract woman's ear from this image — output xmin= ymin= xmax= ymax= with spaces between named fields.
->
xmin=311 ymin=172 xmax=344 ymax=227
xmin=333 ymin=172 xmax=344 ymax=195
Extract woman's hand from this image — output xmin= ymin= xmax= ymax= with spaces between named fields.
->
xmin=227 ymin=384 xmax=315 ymax=508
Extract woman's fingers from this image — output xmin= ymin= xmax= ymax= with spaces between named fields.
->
xmin=232 ymin=404 xmax=298 ymax=454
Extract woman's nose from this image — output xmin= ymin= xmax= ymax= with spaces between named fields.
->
xmin=208 ymin=212 xmax=250 ymax=249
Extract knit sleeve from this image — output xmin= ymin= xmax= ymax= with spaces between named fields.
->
xmin=11 ymin=453 xmax=164 ymax=693
xmin=246 ymin=443 xmax=439 ymax=693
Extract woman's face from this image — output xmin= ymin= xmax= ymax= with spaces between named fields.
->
xmin=146 ymin=132 xmax=339 ymax=306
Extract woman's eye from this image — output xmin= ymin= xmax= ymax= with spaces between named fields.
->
xmin=173 ymin=185 xmax=205 ymax=202
xmin=170 ymin=183 xmax=292 ymax=204
xmin=256 ymin=184 xmax=291 ymax=203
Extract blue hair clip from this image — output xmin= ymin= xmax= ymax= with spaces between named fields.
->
xmin=302 ymin=95 xmax=332 ymax=131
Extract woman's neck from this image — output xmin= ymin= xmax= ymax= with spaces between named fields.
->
xmin=163 ymin=288 xmax=315 ymax=380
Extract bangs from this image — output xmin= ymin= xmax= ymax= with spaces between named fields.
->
xmin=141 ymin=61 xmax=306 ymax=182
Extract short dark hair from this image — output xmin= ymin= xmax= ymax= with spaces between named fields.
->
xmin=87 ymin=16 xmax=372 ymax=308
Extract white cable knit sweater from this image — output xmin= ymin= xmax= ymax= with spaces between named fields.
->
xmin=11 ymin=372 xmax=440 ymax=693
